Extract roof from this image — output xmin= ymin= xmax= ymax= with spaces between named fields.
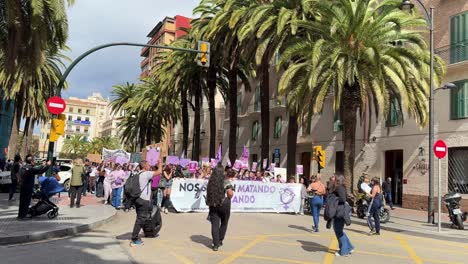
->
xmin=146 ymin=16 xmax=175 ymax=38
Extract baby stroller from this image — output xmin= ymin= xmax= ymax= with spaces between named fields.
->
xmin=28 ymin=176 xmax=65 ymax=219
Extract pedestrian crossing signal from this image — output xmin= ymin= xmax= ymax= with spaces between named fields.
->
xmin=313 ymin=146 xmax=325 ymax=171
xmin=49 ymin=114 xmax=66 ymax=142
xmin=197 ymin=41 xmax=210 ymax=67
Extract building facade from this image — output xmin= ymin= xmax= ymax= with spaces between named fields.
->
xmin=221 ymin=0 xmax=468 ymax=210
xmin=38 ymin=93 xmax=122 ymax=157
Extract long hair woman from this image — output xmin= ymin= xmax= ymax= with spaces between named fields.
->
xmin=368 ymin=177 xmax=382 ymax=235
xmin=332 ymin=175 xmax=354 ymax=257
xmin=206 ymin=164 xmax=234 ymax=251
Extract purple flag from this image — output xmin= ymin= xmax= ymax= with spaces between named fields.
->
xmin=210 ymin=158 xmax=218 ymax=168
xmin=215 ymin=144 xmax=222 ymax=160
xmin=233 ymin=160 xmax=243 ymax=171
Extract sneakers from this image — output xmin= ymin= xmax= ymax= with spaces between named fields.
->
xmin=130 ymin=239 xmax=144 ymax=247
xmin=76 ymin=204 xmax=81 ymax=208
xmin=163 ymin=208 xmax=169 ymax=214
xmin=212 ymin=246 xmax=219 ymax=251
xmin=335 ymin=252 xmax=350 ymax=257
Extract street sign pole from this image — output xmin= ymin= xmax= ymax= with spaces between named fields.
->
xmin=438 ymin=157 xmax=441 ymax=232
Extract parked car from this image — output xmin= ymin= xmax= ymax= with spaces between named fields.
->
xmin=57 ymin=164 xmax=73 ymax=192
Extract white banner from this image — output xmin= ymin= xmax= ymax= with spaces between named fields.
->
xmin=102 ymin=148 xmax=131 ymax=163
xmin=171 ymin=179 xmax=303 ymax=213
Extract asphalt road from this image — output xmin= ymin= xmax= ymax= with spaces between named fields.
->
xmin=1 ymin=209 xmax=467 ymax=264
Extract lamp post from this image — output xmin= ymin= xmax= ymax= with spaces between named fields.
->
xmin=400 ymin=0 xmax=457 ymax=224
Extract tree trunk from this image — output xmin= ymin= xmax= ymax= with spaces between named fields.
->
xmin=20 ymin=117 xmax=31 ymax=157
xmin=8 ymin=106 xmax=22 ymax=159
xmin=192 ymin=82 xmax=201 ymax=161
xmin=27 ymin=121 xmax=35 ymax=155
xmin=260 ymin=56 xmax=270 ymax=165
xmin=342 ymin=83 xmax=360 ymax=194
xmin=181 ymin=88 xmax=189 ymax=154
xmin=287 ymin=113 xmax=298 ymax=179
xmin=208 ymin=66 xmax=217 ymax=159
xmin=228 ymin=48 xmax=239 ymax=164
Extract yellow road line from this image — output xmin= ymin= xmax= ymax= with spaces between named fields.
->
xmin=323 ymin=238 xmax=338 ymax=264
xmin=218 ymin=235 xmax=267 ymax=264
xmin=242 ymin=254 xmax=318 ymax=264
xmin=170 ymin=251 xmax=195 ymax=264
xmin=395 ymin=235 xmax=423 ymax=264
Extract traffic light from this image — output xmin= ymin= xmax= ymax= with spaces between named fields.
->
xmin=313 ymin=145 xmax=326 ymax=172
xmin=49 ymin=114 xmax=66 ymax=142
xmin=197 ymin=41 xmax=210 ymax=67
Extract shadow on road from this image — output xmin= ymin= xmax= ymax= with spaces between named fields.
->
xmin=116 ymin=232 xmax=133 ymax=241
xmin=288 ymin=225 xmax=313 ymax=233
xmin=190 ymin=235 xmax=212 ymax=249
xmin=297 ymin=240 xmax=330 ymax=253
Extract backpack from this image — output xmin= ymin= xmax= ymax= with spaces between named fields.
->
xmin=124 ymin=172 xmax=143 ymax=201
xmin=18 ymin=164 xmax=31 ymax=182
xmin=324 ymin=193 xmax=339 ymax=221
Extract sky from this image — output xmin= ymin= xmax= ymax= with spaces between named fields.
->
xmin=63 ymin=0 xmax=199 ymax=100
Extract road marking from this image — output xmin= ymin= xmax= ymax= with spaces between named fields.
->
xmin=170 ymin=251 xmax=194 ymax=264
xmin=323 ymin=238 xmax=337 ymax=264
xmin=218 ymin=235 xmax=267 ymax=264
xmin=242 ymin=254 xmax=318 ymax=264
xmin=395 ymin=235 xmax=423 ymax=264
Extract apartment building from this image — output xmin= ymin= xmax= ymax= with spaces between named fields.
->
xmin=222 ymin=0 xmax=468 ymax=211
xmin=38 ymin=93 xmax=121 ymax=157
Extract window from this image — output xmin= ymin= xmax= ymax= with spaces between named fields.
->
xmin=448 ymin=147 xmax=468 ymax=194
xmin=66 ymin=135 xmax=71 ymax=139
xmin=84 ymin=128 xmax=89 ymax=133
xmin=67 ymin=115 xmax=72 ymax=121
xmin=335 ymin=151 xmax=344 ymax=174
xmin=254 ymin=86 xmax=260 ymax=112
xmin=85 ymin=117 xmax=90 ymax=122
xmin=76 ymin=126 xmax=80 ymax=132
xmin=386 ymin=97 xmax=401 ymax=127
xmin=77 ymin=116 xmax=82 ymax=121
xmin=274 ymin=117 xmax=282 ymax=138
xmin=450 ymin=12 xmax=468 ymax=64
xmin=451 ymin=80 xmax=468 ymax=119
xmin=252 ymin=121 xmax=259 ymax=141
xmin=78 ymin=108 xmax=82 ymax=114
xmin=86 ymin=109 xmax=90 ymax=114
xmin=333 ymin=111 xmax=343 ymax=132
xmin=237 ymin=93 xmax=242 ymax=114
xmin=69 ymin=107 xmax=74 ymax=113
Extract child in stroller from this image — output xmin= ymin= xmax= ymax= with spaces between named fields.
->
xmin=28 ymin=176 xmax=65 ymax=219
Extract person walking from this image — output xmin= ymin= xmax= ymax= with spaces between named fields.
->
xmin=368 ymin=177 xmax=382 ymax=235
xmin=17 ymin=155 xmax=51 ymax=220
xmin=88 ymin=163 xmax=98 ymax=194
xmin=9 ymin=155 xmax=22 ymax=201
xmin=206 ymin=164 xmax=234 ymax=251
xmin=103 ymin=164 xmax=113 ymax=204
xmin=111 ymin=164 xmax=125 ymax=209
xmin=69 ymin=158 xmax=85 ymax=208
xmin=130 ymin=160 xmax=158 ymax=247
xmin=307 ymin=175 xmax=326 ymax=232
xmin=82 ymin=159 xmax=91 ymax=196
xmin=382 ymin=177 xmax=394 ymax=210
xmin=332 ymin=175 xmax=354 ymax=257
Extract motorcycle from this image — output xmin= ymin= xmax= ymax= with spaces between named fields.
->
xmin=356 ymin=195 xmax=391 ymax=223
xmin=443 ymin=192 xmax=467 ymax=230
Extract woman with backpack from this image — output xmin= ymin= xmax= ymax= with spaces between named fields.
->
xmin=367 ymin=177 xmax=382 ymax=235
xmin=206 ymin=164 xmax=234 ymax=251
xmin=331 ymin=175 xmax=354 ymax=257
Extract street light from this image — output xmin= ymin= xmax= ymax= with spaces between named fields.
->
xmin=400 ymin=0 xmax=436 ymax=224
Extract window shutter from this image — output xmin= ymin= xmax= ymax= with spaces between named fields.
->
xmin=451 ymin=85 xmax=458 ymax=119
xmin=333 ymin=112 xmax=342 ymax=132
xmin=450 ymin=12 xmax=468 ymax=63
xmin=463 ymin=81 xmax=468 ymax=118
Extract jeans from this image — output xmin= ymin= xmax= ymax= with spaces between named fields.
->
xmin=152 ymin=188 xmax=163 ymax=207
xmin=132 ymin=198 xmax=151 ymax=241
xmin=70 ymin=185 xmax=83 ymax=207
xmin=367 ymin=198 xmax=381 ymax=233
xmin=310 ymin=196 xmax=323 ymax=230
xmin=112 ymin=187 xmax=122 ymax=208
xmin=209 ymin=199 xmax=231 ymax=247
xmin=384 ymin=192 xmax=394 ymax=208
xmin=88 ymin=177 xmax=96 ymax=193
xmin=82 ymin=176 xmax=89 ymax=195
xmin=9 ymin=178 xmax=18 ymax=200
xmin=333 ymin=217 xmax=354 ymax=255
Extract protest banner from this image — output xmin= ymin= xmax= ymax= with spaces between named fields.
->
xmin=166 ymin=156 xmax=180 ymax=165
xmin=102 ymin=148 xmax=130 ymax=163
xmin=188 ymin=161 xmax=198 ymax=173
xmin=180 ymin=159 xmax=191 ymax=168
xmin=171 ymin=179 xmax=302 ymax=213
xmin=147 ymin=148 xmax=160 ymax=166
xmin=296 ymin=165 xmax=304 ymax=175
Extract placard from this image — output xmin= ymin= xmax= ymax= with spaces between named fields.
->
xmin=188 ymin=161 xmax=198 ymax=173
xmin=167 ymin=156 xmax=180 ymax=165
xmin=296 ymin=165 xmax=304 ymax=175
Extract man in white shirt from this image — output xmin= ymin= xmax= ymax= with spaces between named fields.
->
xmin=360 ymin=176 xmax=372 ymax=195
xmin=131 ymin=160 xmax=158 ymax=246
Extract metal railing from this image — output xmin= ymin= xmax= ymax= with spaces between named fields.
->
xmin=448 ymin=148 xmax=468 ymax=194
xmin=435 ymin=41 xmax=468 ymax=65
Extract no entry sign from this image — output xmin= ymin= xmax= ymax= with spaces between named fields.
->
xmin=433 ymin=140 xmax=447 ymax=159
xmin=46 ymin=96 xmax=66 ymax=115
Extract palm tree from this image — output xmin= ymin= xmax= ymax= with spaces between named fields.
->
xmin=62 ymin=135 xmax=88 ymax=159
xmin=278 ymin=0 xmax=445 ymax=191
xmin=87 ymin=136 xmax=120 ymax=154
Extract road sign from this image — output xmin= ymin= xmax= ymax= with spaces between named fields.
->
xmin=433 ymin=140 xmax=447 ymax=159
xmin=46 ymin=96 xmax=66 ymax=115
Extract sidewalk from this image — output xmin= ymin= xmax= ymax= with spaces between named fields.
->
xmin=0 ymin=193 xmax=116 ymax=245
xmin=351 ymin=206 xmax=468 ymax=243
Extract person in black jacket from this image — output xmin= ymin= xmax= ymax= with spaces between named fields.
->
xmin=382 ymin=177 xmax=394 ymax=210
xmin=9 ymin=155 xmax=22 ymax=201
xmin=17 ymin=155 xmax=51 ymax=220
xmin=332 ymin=175 xmax=354 ymax=257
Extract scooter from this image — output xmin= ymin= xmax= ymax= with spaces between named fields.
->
xmin=356 ymin=195 xmax=391 ymax=223
xmin=443 ymin=192 xmax=467 ymax=230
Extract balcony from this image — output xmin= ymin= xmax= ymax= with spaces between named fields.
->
xmin=67 ymin=120 xmax=91 ymax=126
xmin=435 ymin=41 xmax=468 ymax=65
xmin=270 ymin=96 xmax=286 ymax=109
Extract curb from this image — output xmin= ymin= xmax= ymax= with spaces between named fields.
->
xmin=0 ymin=210 xmax=117 ymax=246
xmin=350 ymin=218 xmax=468 ymax=243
